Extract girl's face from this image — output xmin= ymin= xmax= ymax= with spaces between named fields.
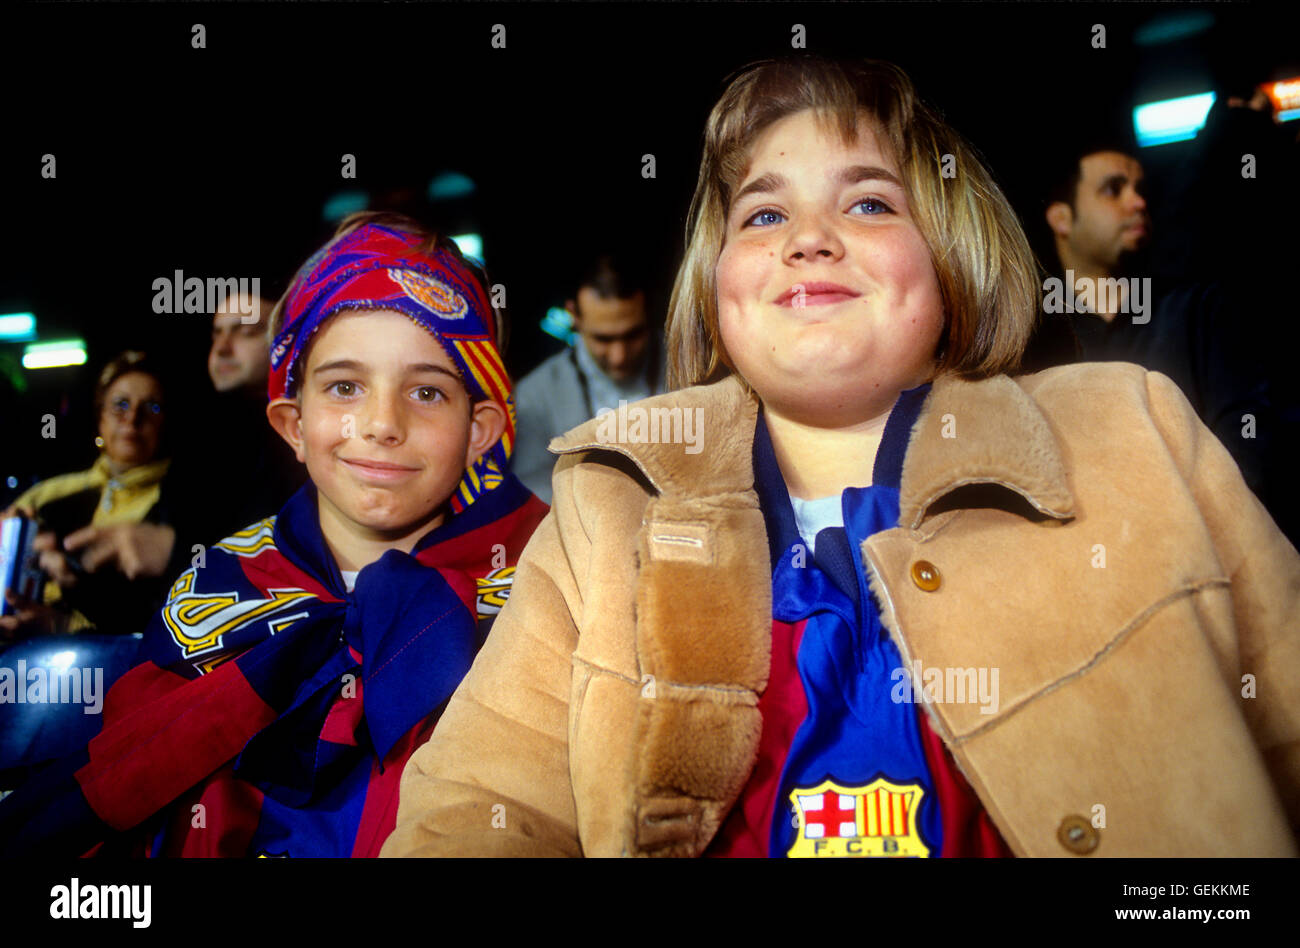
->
xmin=715 ymin=108 xmax=945 ymax=426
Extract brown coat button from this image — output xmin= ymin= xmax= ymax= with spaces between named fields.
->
xmin=1057 ymin=815 xmax=1100 ymax=854
xmin=910 ymin=560 xmax=941 ymax=591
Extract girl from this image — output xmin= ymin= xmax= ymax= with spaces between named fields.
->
xmin=385 ymin=59 xmax=1300 ymax=858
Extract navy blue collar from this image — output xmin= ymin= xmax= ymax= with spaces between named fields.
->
xmin=272 ymin=474 xmax=534 ymax=597
xmin=752 ymin=383 xmax=932 ymax=571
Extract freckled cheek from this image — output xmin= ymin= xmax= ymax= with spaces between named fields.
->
xmin=302 ymin=407 xmax=348 ymax=455
xmin=717 ymin=242 xmax=770 ymax=304
xmin=884 ymin=239 xmax=944 ymax=322
xmin=417 ymin=421 xmax=457 ymax=464
xmin=715 ymin=249 xmax=767 ymax=350
xmin=405 ymin=411 xmax=463 ymax=465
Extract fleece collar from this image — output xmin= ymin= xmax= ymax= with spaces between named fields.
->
xmin=751 ymin=383 xmax=931 ymax=570
xmin=548 ymin=373 xmax=1075 ymax=528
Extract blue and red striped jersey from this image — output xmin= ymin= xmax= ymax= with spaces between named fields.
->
xmin=710 ymin=387 xmax=1010 ymax=858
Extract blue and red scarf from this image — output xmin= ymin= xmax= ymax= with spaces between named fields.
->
xmin=0 ymin=475 xmax=547 ymax=857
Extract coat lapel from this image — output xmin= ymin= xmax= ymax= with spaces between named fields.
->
xmin=551 ymin=377 xmax=773 ymax=855
xmin=897 ymin=373 xmax=1075 ymax=529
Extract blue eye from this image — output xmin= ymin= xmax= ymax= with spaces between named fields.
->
xmin=744 ymin=208 xmax=785 ymax=228
xmin=851 ymin=197 xmax=893 ymax=215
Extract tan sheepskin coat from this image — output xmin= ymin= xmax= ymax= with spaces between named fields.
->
xmin=382 ymin=362 xmax=1300 ymax=857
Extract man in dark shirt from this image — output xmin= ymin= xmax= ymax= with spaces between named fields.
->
xmin=1023 ymin=144 xmax=1282 ymax=540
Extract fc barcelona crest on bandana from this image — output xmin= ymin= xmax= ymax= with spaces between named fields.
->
xmin=787 ymin=777 xmax=931 ymax=857
xmin=388 ymin=268 xmax=468 ymax=319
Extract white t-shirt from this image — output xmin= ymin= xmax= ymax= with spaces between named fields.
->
xmin=340 ymin=570 xmax=359 ymax=593
xmin=789 ymin=494 xmax=844 ymax=557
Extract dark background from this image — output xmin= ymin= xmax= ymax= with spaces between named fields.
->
xmin=2 ymin=0 xmax=1296 ymax=501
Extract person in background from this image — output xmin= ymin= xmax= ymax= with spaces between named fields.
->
xmin=157 ymin=289 xmax=305 ymax=581
xmin=1 ymin=351 xmax=175 ymax=638
xmin=512 ymin=253 xmax=666 ymax=501
xmin=208 ymin=290 xmax=277 ymax=393
xmin=1021 ymin=141 xmax=1279 ymax=535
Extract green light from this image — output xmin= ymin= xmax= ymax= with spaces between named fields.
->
xmin=450 ymin=233 xmax=484 ymax=264
xmin=429 ymin=172 xmax=476 ymax=201
xmin=323 ymin=190 xmax=369 ymax=222
xmin=0 ymin=312 xmax=36 ymax=341
xmin=1134 ymin=93 xmax=1216 ymax=147
xmin=23 ymin=339 xmax=87 ymax=369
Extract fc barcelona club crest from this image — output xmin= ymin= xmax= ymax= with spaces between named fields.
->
xmin=787 ymin=777 xmax=930 ymax=857
xmin=388 ymin=267 xmax=468 ymax=319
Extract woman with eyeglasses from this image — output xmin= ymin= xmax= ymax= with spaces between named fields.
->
xmin=2 ymin=350 xmax=177 ymax=638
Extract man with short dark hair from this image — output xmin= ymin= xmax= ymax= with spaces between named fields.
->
xmin=1044 ymin=149 xmax=1150 ymax=320
xmin=513 ymin=254 xmax=665 ymax=501
xmin=1022 ymin=142 xmax=1279 ymax=537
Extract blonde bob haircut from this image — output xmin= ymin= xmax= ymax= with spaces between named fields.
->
xmin=666 ymin=56 xmax=1039 ymax=390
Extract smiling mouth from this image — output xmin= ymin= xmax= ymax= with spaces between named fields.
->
xmin=774 ymin=282 xmax=862 ymax=307
xmin=341 ymin=458 xmax=420 ymax=481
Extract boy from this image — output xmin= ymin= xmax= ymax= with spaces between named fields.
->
xmin=0 ymin=214 xmax=548 ymax=857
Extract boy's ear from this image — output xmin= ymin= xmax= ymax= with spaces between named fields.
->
xmin=1046 ymin=201 xmax=1074 ymax=238
xmin=267 ymin=398 xmax=307 ymax=463
xmin=465 ymin=400 xmax=508 ymax=470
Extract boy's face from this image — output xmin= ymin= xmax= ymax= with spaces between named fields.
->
xmin=715 ymin=108 xmax=944 ymax=427
xmin=274 ymin=309 xmax=490 ymax=541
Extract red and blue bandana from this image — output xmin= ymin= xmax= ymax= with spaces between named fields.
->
xmin=269 ymin=222 xmax=515 ymax=513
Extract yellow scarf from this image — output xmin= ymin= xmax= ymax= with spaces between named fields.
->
xmin=17 ymin=454 xmax=171 ymax=526
xmin=14 ymin=455 xmax=171 ymax=629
